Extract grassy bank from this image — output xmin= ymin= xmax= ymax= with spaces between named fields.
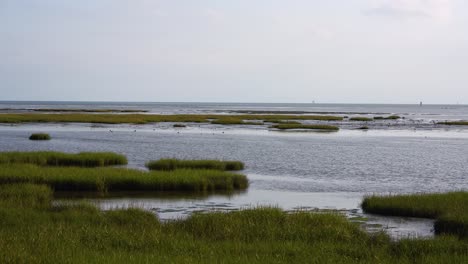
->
xmin=211 ymin=118 xmax=263 ymax=125
xmin=146 ymin=159 xmax=244 ymax=171
xmin=29 ymin=133 xmax=51 ymax=140
xmin=374 ymin=115 xmax=401 ymax=120
xmin=349 ymin=117 xmax=373 ymax=122
xmin=362 ymin=192 xmax=468 ymax=237
xmin=0 ymin=184 xmax=467 ymax=263
xmin=0 ymin=113 xmax=343 ymax=124
xmin=272 ymin=124 xmax=340 ymax=131
xmin=438 ymin=121 xmax=468 ymax=126
xmin=0 ymin=151 xmax=128 ymax=167
xmin=0 ymin=164 xmax=248 ymax=192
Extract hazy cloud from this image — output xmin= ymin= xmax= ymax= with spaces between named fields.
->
xmin=365 ymin=0 xmax=453 ymax=22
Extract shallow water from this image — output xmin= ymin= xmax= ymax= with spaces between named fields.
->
xmin=1 ymin=121 xmax=467 ymax=238
xmin=1 ymin=101 xmax=467 ymax=238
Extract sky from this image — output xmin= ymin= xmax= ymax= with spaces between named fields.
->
xmin=1 ymin=0 xmax=467 ymax=104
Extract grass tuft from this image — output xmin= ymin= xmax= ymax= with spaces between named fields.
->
xmin=146 ymin=159 xmax=244 ymax=171
xmin=0 ymin=151 xmax=128 ymax=167
xmin=374 ymin=116 xmax=401 ymax=120
xmin=362 ymin=192 xmax=468 ymax=238
xmin=29 ymin=133 xmax=51 ymax=140
xmin=272 ymin=124 xmax=339 ymax=131
xmin=350 ymin=117 xmax=373 ymax=122
xmin=0 ymin=165 xmax=248 ymax=193
xmin=438 ymin=121 xmax=468 ymax=126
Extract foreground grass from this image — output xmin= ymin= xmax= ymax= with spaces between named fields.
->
xmin=272 ymin=124 xmax=340 ymax=131
xmin=0 ymin=184 xmax=467 ymax=263
xmin=146 ymin=159 xmax=245 ymax=171
xmin=362 ymin=192 xmax=468 ymax=238
xmin=0 ymin=151 xmax=127 ymax=167
xmin=0 ymin=113 xmax=343 ymax=124
xmin=0 ymin=164 xmax=248 ymax=193
xmin=29 ymin=133 xmax=51 ymax=140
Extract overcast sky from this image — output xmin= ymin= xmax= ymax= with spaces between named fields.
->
xmin=1 ymin=0 xmax=467 ymax=103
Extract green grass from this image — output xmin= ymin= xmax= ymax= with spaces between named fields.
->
xmin=0 ymin=183 xmax=52 ymax=209
xmin=29 ymin=133 xmax=51 ymax=140
xmin=0 ymin=151 xmax=128 ymax=167
xmin=438 ymin=121 xmax=468 ymax=126
xmin=0 ymin=164 xmax=248 ymax=193
xmin=0 ymin=184 xmax=467 ymax=263
xmin=272 ymin=124 xmax=340 ymax=131
xmin=146 ymin=159 xmax=245 ymax=171
xmin=349 ymin=117 xmax=373 ymax=122
xmin=0 ymin=113 xmax=343 ymax=125
xmin=362 ymin=192 xmax=468 ymax=238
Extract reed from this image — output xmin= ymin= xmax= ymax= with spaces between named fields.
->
xmin=29 ymin=133 xmax=51 ymax=140
xmin=0 ymin=165 xmax=248 ymax=192
xmin=0 ymin=151 xmax=128 ymax=167
xmin=146 ymin=159 xmax=245 ymax=171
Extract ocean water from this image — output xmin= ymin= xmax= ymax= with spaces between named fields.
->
xmin=1 ymin=101 xmax=467 ymax=238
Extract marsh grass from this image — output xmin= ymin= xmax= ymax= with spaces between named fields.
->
xmin=0 ymin=113 xmax=343 ymax=125
xmin=438 ymin=121 xmax=468 ymax=126
xmin=0 ymin=185 xmax=467 ymax=263
xmin=146 ymin=159 xmax=245 ymax=171
xmin=269 ymin=120 xmax=302 ymax=124
xmin=374 ymin=116 xmax=401 ymax=120
xmin=0 ymin=151 xmax=128 ymax=167
xmin=272 ymin=124 xmax=340 ymax=131
xmin=32 ymin=108 xmax=148 ymax=113
xmin=211 ymin=118 xmax=263 ymax=125
xmin=0 ymin=183 xmax=52 ymax=209
xmin=350 ymin=117 xmax=373 ymax=122
xmin=0 ymin=165 xmax=248 ymax=192
xmin=29 ymin=133 xmax=51 ymax=140
xmin=362 ymin=192 xmax=468 ymax=237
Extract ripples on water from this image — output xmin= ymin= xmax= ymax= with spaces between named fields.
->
xmin=1 ymin=102 xmax=467 ymax=238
